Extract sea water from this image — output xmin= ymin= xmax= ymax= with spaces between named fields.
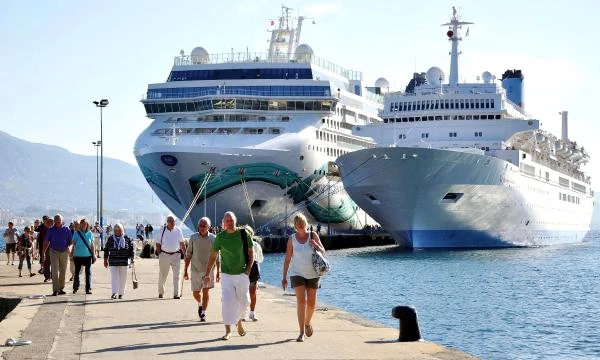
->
xmin=2 ymin=231 xmax=599 ymax=359
xmin=258 ymin=232 xmax=600 ymax=360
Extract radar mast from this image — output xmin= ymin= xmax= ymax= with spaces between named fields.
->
xmin=441 ymin=6 xmax=473 ymax=86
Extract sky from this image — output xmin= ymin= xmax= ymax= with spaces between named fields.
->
xmin=1 ymin=0 xmax=599 ymax=186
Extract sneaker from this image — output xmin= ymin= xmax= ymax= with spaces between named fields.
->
xmin=173 ymin=295 xmax=180 ymax=299
xmin=111 ymin=294 xmax=117 ymax=299
xmin=57 ymin=290 xmax=66 ymax=295
xmin=198 ymin=306 xmax=203 ymax=319
xmin=158 ymin=294 xmax=163 ymax=298
xmin=118 ymin=295 xmax=123 ymax=299
xmin=200 ymin=312 xmax=206 ymax=322
xmin=249 ymin=311 xmax=258 ymax=322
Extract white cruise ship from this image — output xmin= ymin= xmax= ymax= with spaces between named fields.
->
xmin=134 ymin=6 xmax=382 ymax=232
xmin=336 ymin=8 xmax=594 ymax=248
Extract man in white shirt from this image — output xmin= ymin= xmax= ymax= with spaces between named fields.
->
xmin=91 ymin=222 xmax=103 ymax=257
xmin=156 ymin=215 xmax=186 ymax=299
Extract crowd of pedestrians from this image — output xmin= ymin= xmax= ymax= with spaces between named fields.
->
xmin=3 ymin=210 xmax=327 ymax=343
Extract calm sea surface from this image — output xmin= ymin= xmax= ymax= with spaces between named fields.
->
xmin=258 ymin=232 xmax=600 ymax=360
xmin=2 ymin=231 xmax=599 ymax=359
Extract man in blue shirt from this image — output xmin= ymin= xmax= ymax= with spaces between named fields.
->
xmin=42 ymin=214 xmax=72 ymax=296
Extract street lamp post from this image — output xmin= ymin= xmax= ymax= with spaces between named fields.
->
xmin=92 ymin=141 xmax=101 ymax=223
xmin=93 ymin=99 xmax=109 ymax=247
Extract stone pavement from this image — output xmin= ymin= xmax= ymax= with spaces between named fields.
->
xmin=0 ymin=253 xmax=478 ymax=359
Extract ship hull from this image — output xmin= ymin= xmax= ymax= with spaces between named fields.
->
xmin=337 ymin=147 xmax=593 ymax=248
xmin=135 ymin=143 xmax=365 ymax=232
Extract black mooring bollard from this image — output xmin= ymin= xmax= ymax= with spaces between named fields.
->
xmin=391 ymin=305 xmax=421 ymax=342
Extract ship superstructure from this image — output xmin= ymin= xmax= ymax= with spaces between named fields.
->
xmin=134 ymin=6 xmax=383 ymax=232
xmin=336 ymin=8 xmax=594 ymax=248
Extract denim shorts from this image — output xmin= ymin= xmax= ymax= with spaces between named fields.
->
xmin=290 ymin=275 xmax=320 ymax=289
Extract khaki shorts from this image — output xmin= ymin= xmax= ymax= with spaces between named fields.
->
xmin=191 ymin=271 xmax=215 ymax=292
xmin=290 ymin=275 xmax=320 ymax=289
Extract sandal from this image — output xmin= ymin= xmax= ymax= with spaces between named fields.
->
xmin=296 ymin=334 xmax=305 ymax=342
xmin=237 ymin=321 xmax=246 ymax=336
xmin=221 ymin=333 xmax=231 ymax=341
xmin=305 ymin=324 xmax=313 ymax=337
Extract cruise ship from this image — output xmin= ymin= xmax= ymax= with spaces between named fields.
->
xmin=336 ymin=8 xmax=594 ymax=248
xmin=134 ymin=6 xmax=382 ymax=232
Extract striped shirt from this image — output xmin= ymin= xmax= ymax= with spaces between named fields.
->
xmin=103 ymin=235 xmax=134 ymax=266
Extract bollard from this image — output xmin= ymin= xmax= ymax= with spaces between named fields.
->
xmin=391 ymin=305 xmax=421 ymax=342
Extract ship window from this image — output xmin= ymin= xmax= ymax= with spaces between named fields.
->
xmin=366 ymin=194 xmax=381 ymax=204
xmin=282 ymin=116 xmax=290 ymax=121
xmin=485 ymin=99 xmax=490 ymax=108
xmin=441 ymin=192 xmax=463 ymax=203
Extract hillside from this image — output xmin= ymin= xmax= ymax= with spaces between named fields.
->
xmin=0 ymin=130 xmax=165 ymax=214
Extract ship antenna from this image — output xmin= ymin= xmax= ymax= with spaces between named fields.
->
xmin=441 ymin=7 xmax=473 ymax=86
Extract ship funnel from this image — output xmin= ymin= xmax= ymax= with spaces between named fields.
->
xmin=501 ymin=69 xmax=524 ymax=108
xmin=561 ymin=111 xmax=568 ymax=142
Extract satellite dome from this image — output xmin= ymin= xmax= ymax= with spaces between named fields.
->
xmin=294 ymin=44 xmax=314 ymax=62
xmin=482 ymin=71 xmax=493 ymax=83
xmin=190 ymin=46 xmax=209 ymax=64
xmin=426 ymin=67 xmax=445 ymax=87
xmin=374 ymin=78 xmax=390 ymax=93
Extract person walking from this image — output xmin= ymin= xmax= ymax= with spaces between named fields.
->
xmin=282 ymin=213 xmax=326 ymax=342
xmin=34 ymin=216 xmax=49 ymax=274
xmin=156 ymin=215 xmax=186 ymax=299
xmin=103 ymin=223 xmax=134 ymax=299
xmin=43 ymin=214 xmax=72 ymax=296
xmin=91 ymin=221 xmax=103 ymax=257
xmin=3 ymin=222 xmax=19 ymax=266
xmin=17 ymin=226 xmax=35 ymax=277
xmin=38 ymin=217 xmax=53 ymax=282
xmin=184 ymin=217 xmax=220 ymax=322
xmin=204 ymin=211 xmax=254 ymax=340
xmin=72 ymin=218 xmax=95 ymax=294
xmin=241 ymin=225 xmax=263 ymax=321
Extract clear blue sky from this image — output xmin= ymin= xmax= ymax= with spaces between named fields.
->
xmin=2 ymin=0 xmax=599 ymax=185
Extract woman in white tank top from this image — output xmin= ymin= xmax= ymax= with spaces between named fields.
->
xmin=282 ymin=213 xmax=326 ymax=342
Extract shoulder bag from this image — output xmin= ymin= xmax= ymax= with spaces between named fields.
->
xmin=240 ymin=228 xmax=260 ymax=282
xmin=310 ymin=232 xmax=331 ymax=276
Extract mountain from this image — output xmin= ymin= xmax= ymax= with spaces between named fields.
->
xmin=0 ymin=130 xmax=165 ymax=214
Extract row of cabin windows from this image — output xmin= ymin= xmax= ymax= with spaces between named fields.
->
xmin=173 ymin=115 xmax=288 ymax=122
xmin=383 ymin=114 xmax=501 ymax=123
xmin=144 ymin=99 xmax=333 ymax=114
xmin=167 ymin=68 xmax=313 ymax=82
xmin=308 ymin=144 xmax=347 ymax=158
xmin=151 ymin=127 xmax=282 ymax=136
xmin=398 ymin=131 xmax=485 ymax=139
xmin=388 ymin=98 xmax=495 ymax=112
xmin=147 ymin=85 xmax=330 ymax=99
xmin=316 ymin=130 xmax=373 ymax=148
xmin=559 ymin=192 xmax=581 ymax=204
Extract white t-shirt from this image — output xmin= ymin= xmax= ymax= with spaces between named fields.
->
xmin=158 ymin=226 xmax=184 ymax=252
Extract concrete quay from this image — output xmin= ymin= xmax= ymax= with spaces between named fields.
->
xmin=0 ymin=254 xmax=477 ymax=360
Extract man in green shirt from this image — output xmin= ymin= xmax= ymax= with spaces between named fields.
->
xmin=204 ymin=211 xmax=254 ymax=340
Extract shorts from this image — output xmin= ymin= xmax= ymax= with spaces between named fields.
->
xmin=290 ymin=275 xmax=320 ymax=289
xmin=5 ymin=243 xmax=16 ymax=254
xmin=191 ymin=271 xmax=215 ymax=292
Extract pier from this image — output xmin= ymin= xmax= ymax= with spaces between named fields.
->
xmin=0 ymin=253 xmax=477 ymax=360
